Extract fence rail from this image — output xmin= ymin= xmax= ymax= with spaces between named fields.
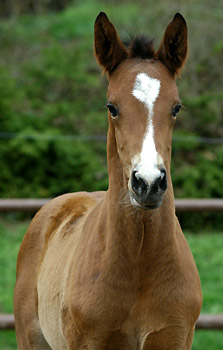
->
xmin=0 ymin=198 xmax=223 ymax=213
xmin=1 ymin=314 xmax=223 ymax=330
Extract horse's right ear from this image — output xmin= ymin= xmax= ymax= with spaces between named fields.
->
xmin=94 ymin=12 xmax=127 ymax=75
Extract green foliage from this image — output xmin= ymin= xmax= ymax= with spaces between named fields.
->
xmin=172 ymin=141 xmax=223 ymax=198
xmin=0 ymin=0 xmax=222 ymax=229
xmin=0 ymin=1 xmax=110 ymax=198
xmin=171 ymin=92 xmax=223 ymax=202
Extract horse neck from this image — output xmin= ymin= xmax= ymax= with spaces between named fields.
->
xmin=103 ymin=121 xmax=176 ymax=263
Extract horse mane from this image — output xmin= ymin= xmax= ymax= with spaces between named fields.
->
xmin=125 ymin=35 xmax=155 ymax=60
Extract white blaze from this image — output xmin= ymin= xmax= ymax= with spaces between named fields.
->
xmin=132 ymin=72 xmax=163 ymax=184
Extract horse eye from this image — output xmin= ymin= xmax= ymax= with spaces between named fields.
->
xmin=107 ymin=103 xmax=118 ymax=118
xmin=172 ymin=104 xmax=182 ymax=118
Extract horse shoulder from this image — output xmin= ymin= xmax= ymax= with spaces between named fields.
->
xmin=16 ymin=191 xmax=105 ymax=277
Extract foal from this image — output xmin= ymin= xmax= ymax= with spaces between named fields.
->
xmin=14 ymin=12 xmax=202 ymax=350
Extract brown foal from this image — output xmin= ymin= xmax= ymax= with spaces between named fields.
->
xmin=14 ymin=12 xmax=202 ymax=350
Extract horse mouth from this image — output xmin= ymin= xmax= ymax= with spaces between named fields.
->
xmin=130 ymin=194 xmax=162 ymax=210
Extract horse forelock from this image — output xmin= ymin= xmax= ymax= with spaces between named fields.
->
xmin=125 ymin=35 xmax=155 ymax=60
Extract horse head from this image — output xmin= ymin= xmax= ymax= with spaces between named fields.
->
xmin=94 ymin=12 xmax=187 ymax=210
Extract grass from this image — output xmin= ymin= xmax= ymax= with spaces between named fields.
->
xmin=0 ymin=217 xmax=29 ymax=314
xmin=186 ymin=233 xmax=223 ymax=315
xmin=0 ymin=216 xmax=223 ymax=349
xmin=186 ymin=233 xmax=223 ymax=350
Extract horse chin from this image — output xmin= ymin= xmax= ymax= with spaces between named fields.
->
xmin=130 ymin=194 xmax=163 ymax=210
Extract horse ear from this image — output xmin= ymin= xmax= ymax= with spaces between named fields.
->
xmin=156 ymin=13 xmax=188 ymax=76
xmin=94 ymin=12 xmax=127 ymax=75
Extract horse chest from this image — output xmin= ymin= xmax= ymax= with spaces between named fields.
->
xmin=65 ymin=262 xmax=193 ymax=337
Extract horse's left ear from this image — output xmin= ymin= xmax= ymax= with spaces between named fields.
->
xmin=94 ymin=12 xmax=128 ymax=75
xmin=156 ymin=13 xmax=188 ymax=76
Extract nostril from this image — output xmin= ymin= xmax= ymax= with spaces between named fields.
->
xmin=160 ymin=169 xmax=167 ymax=191
xmin=131 ymin=171 xmax=148 ymax=197
xmin=150 ymin=169 xmax=167 ymax=194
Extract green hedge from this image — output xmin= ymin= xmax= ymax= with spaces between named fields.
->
xmin=0 ymin=0 xmax=222 ymax=229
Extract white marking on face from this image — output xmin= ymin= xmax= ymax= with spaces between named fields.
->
xmin=132 ymin=72 xmax=160 ymax=117
xmin=132 ymin=72 xmax=163 ymax=184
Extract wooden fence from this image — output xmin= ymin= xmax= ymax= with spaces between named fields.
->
xmin=1 ymin=313 xmax=223 ymax=330
xmin=0 ymin=198 xmax=223 ymax=213
xmin=1 ymin=198 xmax=223 ymax=331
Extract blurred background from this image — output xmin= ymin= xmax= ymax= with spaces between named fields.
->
xmin=0 ymin=0 xmax=222 ymax=349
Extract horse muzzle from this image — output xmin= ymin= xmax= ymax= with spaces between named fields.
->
xmin=130 ymin=168 xmax=167 ymax=210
